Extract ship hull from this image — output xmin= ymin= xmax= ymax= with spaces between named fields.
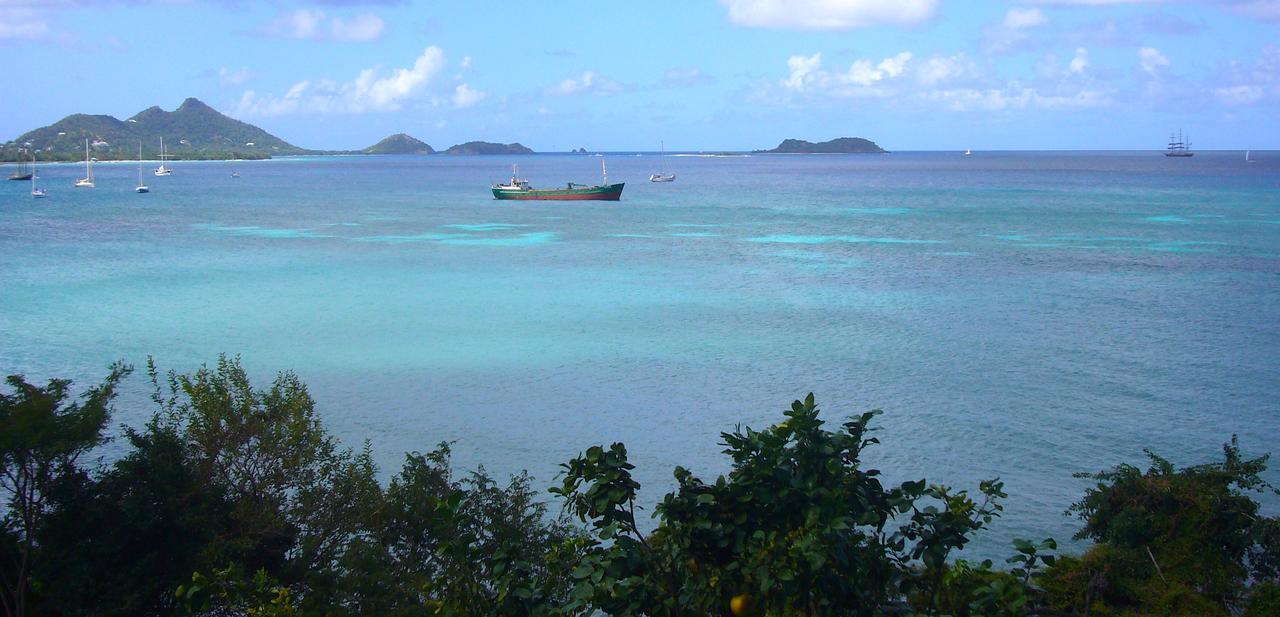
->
xmin=1164 ymin=152 xmax=1194 ymax=157
xmin=8 ymin=173 xmax=33 ymax=181
xmin=492 ymin=182 xmax=624 ymax=201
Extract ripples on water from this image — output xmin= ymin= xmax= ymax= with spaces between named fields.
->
xmin=2 ymin=151 xmax=1277 ymax=557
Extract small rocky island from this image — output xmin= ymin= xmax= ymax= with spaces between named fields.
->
xmin=441 ymin=141 xmax=534 ymax=155
xmin=363 ymin=133 xmax=434 ymax=154
xmin=757 ymin=137 xmax=886 ymax=154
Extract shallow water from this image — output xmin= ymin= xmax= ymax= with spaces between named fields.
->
xmin=2 ymin=151 xmax=1278 ymax=557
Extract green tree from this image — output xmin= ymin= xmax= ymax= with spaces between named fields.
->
xmin=34 ymin=420 xmax=232 ymax=617
xmin=1043 ymin=437 xmax=1280 ymax=614
xmin=552 ymin=393 xmax=1007 ymax=616
xmin=0 ymin=363 xmax=130 ymax=617
xmin=382 ymin=443 xmax=585 ymax=616
xmin=150 ymin=355 xmax=341 ymax=575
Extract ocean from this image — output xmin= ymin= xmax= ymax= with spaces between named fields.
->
xmin=2 ymin=151 xmax=1277 ymax=557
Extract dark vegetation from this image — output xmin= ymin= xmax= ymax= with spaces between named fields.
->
xmin=2 ymin=357 xmax=1277 ymax=616
xmin=3 ymin=100 xmax=538 ymax=164
xmin=757 ymin=138 xmax=887 ymax=154
xmin=363 ymin=134 xmax=435 ymax=155
xmin=441 ymin=141 xmax=535 ymax=155
xmin=5 ymin=99 xmax=305 ymax=162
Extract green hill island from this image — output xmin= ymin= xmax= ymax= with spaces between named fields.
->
xmin=756 ymin=137 xmax=887 ymax=153
xmin=6 ymin=98 xmax=308 ymax=162
xmin=363 ymin=133 xmax=435 ymax=154
xmin=3 ymin=98 xmax=540 ymax=163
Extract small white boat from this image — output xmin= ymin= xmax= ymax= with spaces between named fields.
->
xmin=1246 ymin=150 xmax=1256 ymax=164
xmin=74 ymin=139 xmax=95 ymax=188
xmin=964 ymin=148 xmax=972 ymax=156
xmin=231 ymin=170 xmax=241 ymax=178
xmin=30 ymin=151 xmax=45 ymax=198
xmin=135 ymin=141 xmax=149 ymax=193
xmin=649 ymin=141 xmax=675 ymax=183
xmin=154 ymin=136 xmax=172 ymax=176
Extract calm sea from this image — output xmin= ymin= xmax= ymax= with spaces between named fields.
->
xmin=2 ymin=151 xmax=1277 ymax=556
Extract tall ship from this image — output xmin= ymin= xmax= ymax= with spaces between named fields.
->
xmin=1165 ymin=130 xmax=1194 ymax=157
xmin=492 ymin=159 xmax=624 ymax=201
xmin=8 ymin=150 xmax=33 ymax=181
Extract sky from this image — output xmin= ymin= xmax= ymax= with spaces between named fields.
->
xmin=2 ymin=0 xmax=1278 ymax=151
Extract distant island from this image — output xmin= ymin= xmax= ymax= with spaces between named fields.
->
xmin=363 ymin=133 xmax=434 ymax=155
xmin=441 ymin=141 xmax=534 ymax=156
xmin=756 ymin=137 xmax=886 ymax=154
xmin=5 ymin=98 xmax=308 ymax=162
xmin=3 ymin=98 xmax=542 ymax=162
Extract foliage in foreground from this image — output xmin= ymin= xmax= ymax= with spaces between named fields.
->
xmin=2 ymin=357 xmax=1278 ymax=616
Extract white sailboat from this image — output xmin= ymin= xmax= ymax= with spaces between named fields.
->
xmin=154 ymin=137 xmax=172 ymax=176
xmin=649 ymin=141 xmax=675 ymax=182
xmin=964 ymin=148 xmax=972 ymax=156
xmin=74 ymin=139 xmax=95 ymax=188
xmin=1246 ymin=150 xmax=1256 ymax=164
xmin=30 ymin=151 xmax=46 ymax=198
xmin=135 ymin=141 xmax=149 ymax=193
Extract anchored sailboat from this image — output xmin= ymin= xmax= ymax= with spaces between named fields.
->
xmin=1246 ymin=150 xmax=1256 ymax=164
xmin=154 ymin=137 xmax=172 ymax=176
xmin=649 ymin=141 xmax=675 ymax=182
xmin=136 ymin=141 xmax=149 ymax=193
xmin=30 ymin=151 xmax=45 ymax=198
xmin=74 ymin=139 xmax=95 ymax=188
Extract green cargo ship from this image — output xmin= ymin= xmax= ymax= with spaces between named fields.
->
xmin=492 ymin=160 xmax=624 ymax=201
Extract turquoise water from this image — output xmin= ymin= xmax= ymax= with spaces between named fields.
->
xmin=2 ymin=151 xmax=1278 ymax=556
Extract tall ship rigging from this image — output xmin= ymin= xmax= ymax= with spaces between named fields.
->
xmin=1165 ymin=130 xmax=1194 ymax=157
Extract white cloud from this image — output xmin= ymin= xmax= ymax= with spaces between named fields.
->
xmin=761 ymin=48 xmax=1112 ymax=111
xmin=354 ymin=47 xmax=446 ymax=109
xmin=452 ymin=83 xmax=486 ymax=108
xmin=782 ymin=51 xmax=913 ymax=95
xmin=235 ymin=46 xmax=450 ymax=116
xmin=924 ymin=87 xmax=1112 ymax=111
xmin=545 ymin=71 xmax=622 ymax=96
xmin=263 ymin=9 xmax=386 ymax=42
xmin=329 ymin=13 xmax=386 ymax=42
xmin=915 ymin=54 xmax=979 ymax=86
xmin=0 ymin=6 xmax=49 ymax=40
xmin=719 ymin=0 xmax=937 ymax=30
xmin=846 ymin=52 xmax=912 ymax=86
xmin=218 ymin=66 xmax=251 ymax=86
xmin=784 ymin=53 xmax=825 ymax=90
xmin=1069 ymin=48 xmax=1089 ymax=74
xmin=1004 ymin=8 xmax=1047 ymax=30
xmin=984 ymin=8 xmax=1050 ymax=54
xmin=1026 ymin=0 xmax=1164 ymax=5
xmin=660 ymin=67 xmax=716 ymax=87
xmin=1209 ymin=45 xmax=1280 ymax=106
xmin=1213 ymin=84 xmax=1264 ymax=105
xmin=1031 ymin=0 xmax=1280 ymax=22
xmin=1138 ymin=47 xmax=1170 ymax=75
xmin=1227 ymin=0 xmax=1280 ymax=22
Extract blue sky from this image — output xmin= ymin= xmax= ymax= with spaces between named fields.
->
xmin=3 ymin=0 xmax=1278 ymax=151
